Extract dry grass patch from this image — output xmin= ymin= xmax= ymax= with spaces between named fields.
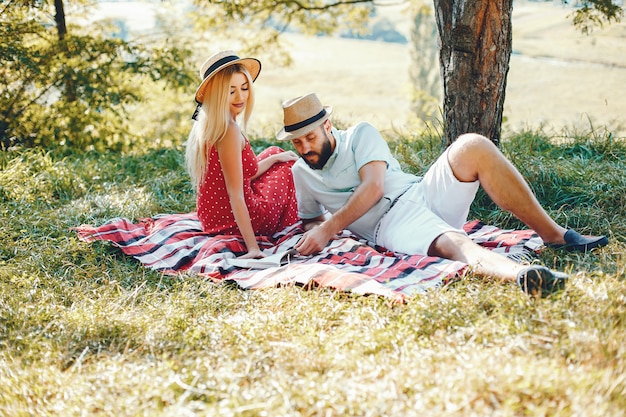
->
xmin=3 ymin=278 xmax=626 ymax=416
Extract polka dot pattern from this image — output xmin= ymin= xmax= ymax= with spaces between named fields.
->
xmin=197 ymin=143 xmax=299 ymax=236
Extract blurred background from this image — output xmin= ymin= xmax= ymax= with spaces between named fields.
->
xmin=4 ymin=0 xmax=624 ymax=151
xmin=96 ymin=0 xmax=625 ymax=136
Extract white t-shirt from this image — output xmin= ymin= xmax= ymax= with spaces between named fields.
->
xmin=292 ymin=122 xmax=420 ymax=242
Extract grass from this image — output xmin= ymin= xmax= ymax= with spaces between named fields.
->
xmin=1 ymin=128 xmax=626 ymax=416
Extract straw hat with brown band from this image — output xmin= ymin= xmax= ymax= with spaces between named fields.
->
xmin=192 ymin=50 xmax=261 ymax=120
xmin=276 ymin=93 xmax=333 ymax=141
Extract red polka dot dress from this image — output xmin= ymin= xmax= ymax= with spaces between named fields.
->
xmin=197 ymin=141 xmax=299 ymax=236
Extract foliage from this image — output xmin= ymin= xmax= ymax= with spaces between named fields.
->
xmin=1 ymin=129 xmax=626 ymax=415
xmin=0 ymin=1 xmax=195 ymax=151
xmin=569 ymin=0 xmax=624 ymax=34
xmin=189 ymin=0 xmax=374 ymax=66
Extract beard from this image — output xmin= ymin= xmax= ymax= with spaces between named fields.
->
xmin=302 ymin=130 xmax=333 ymax=170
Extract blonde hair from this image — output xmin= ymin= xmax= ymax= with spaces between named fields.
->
xmin=185 ymin=64 xmax=255 ymax=189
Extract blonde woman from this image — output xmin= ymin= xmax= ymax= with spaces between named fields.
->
xmin=186 ymin=51 xmax=299 ymax=259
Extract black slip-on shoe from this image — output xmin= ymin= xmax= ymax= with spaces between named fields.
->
xmin=517 ymin=265 xmax=568 ymax=298
xmin=546 ymin=229 xmax=608 ymax=253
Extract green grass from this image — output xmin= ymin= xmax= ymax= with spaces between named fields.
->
xmin=1 ymin=129 xmax=626 ymax=416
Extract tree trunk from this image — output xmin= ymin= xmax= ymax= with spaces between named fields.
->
xmin=433 ymin=0 xmax=513 ymax=146
xmin=54 ymin=0 xmax=67 ymax=40
xmin=54 ymin=0 xmax=77 ymax=102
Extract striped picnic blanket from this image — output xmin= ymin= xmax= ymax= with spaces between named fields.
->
xmin=74 ymin=213 xmax=544 ymax=301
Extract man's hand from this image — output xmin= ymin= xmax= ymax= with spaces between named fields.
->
xmin=295 ymin=222 xmax=337 ymax=256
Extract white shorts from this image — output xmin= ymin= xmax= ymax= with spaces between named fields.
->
xmin=375 ymin=147 xmax=479 ymax=255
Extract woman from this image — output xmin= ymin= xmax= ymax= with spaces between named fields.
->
xmin=186 ymin=50 xmax=299 ymax=259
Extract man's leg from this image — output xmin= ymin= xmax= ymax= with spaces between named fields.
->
xmin=429 ymin=231 xmax=567 ymax=296
xmin=447 ymin=133 xmax=568 ymax=245
xmin=429 ymin=231 xmax=525 ymax=281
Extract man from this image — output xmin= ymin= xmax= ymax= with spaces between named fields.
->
xmin=276 ymin=93 xmax=608 ymax=296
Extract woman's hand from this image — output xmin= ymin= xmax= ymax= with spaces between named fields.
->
xmin=271 ymin=151 xmax=299 ymax=164
xmin=252 ymin=150 xmax=299 ymax=181
xmin=238 ymin=248 xmax=265 ymax=259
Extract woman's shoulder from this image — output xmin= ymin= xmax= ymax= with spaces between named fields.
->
xmin=215 ymin=120 xmax=245 ymax=153
xmin=225 ymin=119 xmax=242 ymax=135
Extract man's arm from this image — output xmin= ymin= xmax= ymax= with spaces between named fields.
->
xmin=295 ymin=160 xmax=387 ymax=255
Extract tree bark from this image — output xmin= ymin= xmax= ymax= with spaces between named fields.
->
xmin=54 ymin=0 xmax=77 ymax=102
xmin=54 ymin=0 xmax=67 ymax=40
xmin=434 ymin=0 xmax=513 ymax=146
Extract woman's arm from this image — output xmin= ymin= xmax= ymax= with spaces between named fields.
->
xmin=250 ymin=150 xmax=299 ymax=181
xmin=216 ymin=122 xmax=263 ymax=258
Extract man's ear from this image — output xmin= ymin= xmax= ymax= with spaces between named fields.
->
xmin=323 ymin=119 xmax=332 ymax=133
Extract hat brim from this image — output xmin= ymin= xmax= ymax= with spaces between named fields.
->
xmin=276 ymin=106 xmax=333 ymax=141
xmin=194 ymin=57 xmax=261 ymax=104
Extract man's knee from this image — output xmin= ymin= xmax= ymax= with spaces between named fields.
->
xmin=454 ymin=133 xmax=494 ymax=152
xmin=427 ymin=231 xmax=472 ymax=259
xmin=448 ymin=133 xmax=501 ymax=181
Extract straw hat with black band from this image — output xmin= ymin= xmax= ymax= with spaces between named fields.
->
xmin=276 ymin=93 xmax=333 ymax=141
xmin=192 ymin=50 xmax=261 ymax=120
